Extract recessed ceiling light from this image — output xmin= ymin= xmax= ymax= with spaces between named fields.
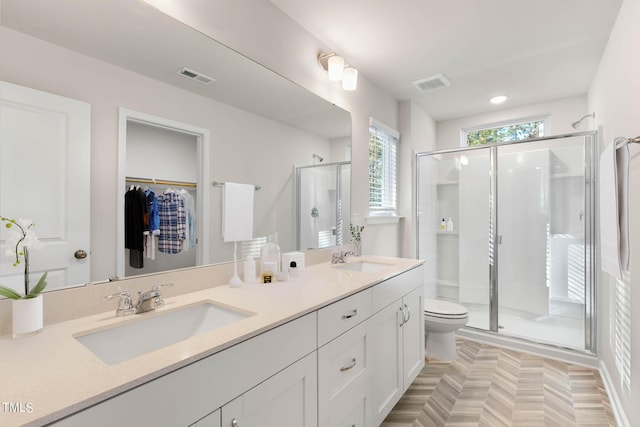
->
xmin=490 ymin=95 xmax=508 ymax=104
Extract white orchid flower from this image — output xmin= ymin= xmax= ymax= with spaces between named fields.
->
xmin=0 ymin=216 xmax=48 ymax=299
xmin=3 ymin=218 xmax=43 ymax=259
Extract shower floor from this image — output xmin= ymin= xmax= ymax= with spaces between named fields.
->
xmin=442 ymin=299 xmax=585 ymax=350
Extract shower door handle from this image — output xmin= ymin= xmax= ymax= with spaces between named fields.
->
xmin=498 ymin=235 xmax=503 ymax=244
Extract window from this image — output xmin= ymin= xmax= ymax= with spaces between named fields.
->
xmin=369 ymin=118 xmax=399 ymax=214
xmin=463 ymin=117 xmax=545 ymax=146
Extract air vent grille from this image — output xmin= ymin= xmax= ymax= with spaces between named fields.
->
xmin=412 ymin=73 xmax=451 ymax=93
xmin=177 ymin=67 xmax=215 ymax=85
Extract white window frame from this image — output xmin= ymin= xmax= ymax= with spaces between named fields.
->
xmin=460 ymin=114 xmax=549 ymax=147
xmin=368 ymin=117 xmax=399 ymax=216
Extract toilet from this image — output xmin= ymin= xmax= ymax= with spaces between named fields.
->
xmin=424 ymin=298 xmax=469 ymax=361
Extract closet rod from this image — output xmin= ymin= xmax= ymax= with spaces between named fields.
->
xmin=211 ymin=180 xmax=261 ymax=191
xmin=126 ymin=176 xmax=197 ymax=188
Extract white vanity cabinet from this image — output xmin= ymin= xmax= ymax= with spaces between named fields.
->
xmin=48 ymin=263 xmax=424 ymax=427
xmin=369 ymin=267 xmax=425 ymax=426
xmin=317 ymin=288 xmax=373 ymax=427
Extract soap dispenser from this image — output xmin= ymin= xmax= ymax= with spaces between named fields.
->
xmin=260 ymin=242 xmax=281 ymax=274
xmin=446 ymin=217 xmax=454 ymax=232
xmin=439 ymin=218 xmax=446 ymax=231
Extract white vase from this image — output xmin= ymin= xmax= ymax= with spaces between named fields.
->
xmin=12 ymin=294 xmax=43 ymax=338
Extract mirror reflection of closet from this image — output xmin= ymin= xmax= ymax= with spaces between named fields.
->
xmin=117 ymin=109 xmax=210 ymax=278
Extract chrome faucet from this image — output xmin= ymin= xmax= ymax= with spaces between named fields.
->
xmin=103 ymin=291 xmax=135 ymax=317
xmin=331 ymin=251 xmax=355 ymax=264
xmin=103 ymin=283 xmax=173 ymax=316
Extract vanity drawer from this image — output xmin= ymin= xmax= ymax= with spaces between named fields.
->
xmin=318 ymin=321 xmax=368 ymax=427
xmin=372 ymin=265 xmax=423 ymax=312
xmin=318 ymin=288 xmax=372 ymax=346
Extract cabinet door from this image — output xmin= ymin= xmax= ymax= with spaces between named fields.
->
xmin=402 ymin=287 xmax=425 ymax=390
xmin=368 ymin=300 xmax=403 ymax=426
xmin=221 ymin=352 xmax=317 ymax=427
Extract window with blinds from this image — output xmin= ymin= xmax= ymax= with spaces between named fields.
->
xmin=369 ymin=118 xmax=398 ymax=213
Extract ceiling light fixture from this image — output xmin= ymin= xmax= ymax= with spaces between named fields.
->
xmin=318 ymin=52 xmax=358 ymax=91
xmin=490 ymin=95 xmax=508 ymax=104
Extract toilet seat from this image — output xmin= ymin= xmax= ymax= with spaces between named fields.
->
xmin=424 ymin=299 xmax=468 ymax=320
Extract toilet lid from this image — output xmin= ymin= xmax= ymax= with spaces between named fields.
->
xmin=424 ymin=299 xmax=468 ymax=317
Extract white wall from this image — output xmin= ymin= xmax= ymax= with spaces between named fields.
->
xmin=589 ymin=0 xmax=640 ymax=425
xmin=398 ymin=101 xmax=437 ymax=258
xmin=0 ymin=27 xmax=333 ymax=281
xmin=437 ymin=94 xmax=589 ymax=150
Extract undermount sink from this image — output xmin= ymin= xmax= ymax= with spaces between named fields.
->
xmin=333 ymin=260 xmax=392 ymax=273
xmin=75 ymin=302 xmax=252 ymax=365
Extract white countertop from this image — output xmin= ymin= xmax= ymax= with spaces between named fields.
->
xmin=0 ymin=256 xmax=423 ymax=426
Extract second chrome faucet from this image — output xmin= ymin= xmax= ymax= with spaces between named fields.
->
xmin=104 ymin=283 xmax=173 ymax=316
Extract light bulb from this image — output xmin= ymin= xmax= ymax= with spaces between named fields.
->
xmin=327 ymin=55 xmax=344 ymax=81
xmin=342 ymin=67 xmax=358 ymax=91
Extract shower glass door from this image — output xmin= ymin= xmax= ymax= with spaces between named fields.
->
xmin=417 ymin=132 xmax=596 ymax=353
xmin=496 ymin=137 xmax=589 ymax=348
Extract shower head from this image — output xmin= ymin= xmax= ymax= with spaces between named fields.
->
xmin=571 ymin=112 xmax=595 ymax=129
xmin=312 ymin=153 xmax=324 ymax=163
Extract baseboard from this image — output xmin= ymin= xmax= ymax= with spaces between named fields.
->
xmin=599 ymin=360 xmax=630 ymax=427
xmin=457 ymin=328 xmax=598 ymax=368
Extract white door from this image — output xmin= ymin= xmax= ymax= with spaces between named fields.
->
xmin=221 ymin=352 xmax=318 ymax=427
xmin=0 ymin=81 xmax=90 ymax=292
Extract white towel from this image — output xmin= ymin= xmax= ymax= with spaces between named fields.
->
xmin=599 ymin=141 xmax=629 ymax=280
xmin=223 ymin=182 xmax=254 ymax=242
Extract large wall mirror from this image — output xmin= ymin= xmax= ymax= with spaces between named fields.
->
xmin=0 ymin=0 xmax=351 ymax=292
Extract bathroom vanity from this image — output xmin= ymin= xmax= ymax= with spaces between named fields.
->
xmin=0 ymin=256 xmax=424 ymax=427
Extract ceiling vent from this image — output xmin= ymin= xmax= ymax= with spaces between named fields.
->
xmin=412 ymin=73 xmax=451 ymax=93
xmin=177 ymin=67 xmax=216 ymax=85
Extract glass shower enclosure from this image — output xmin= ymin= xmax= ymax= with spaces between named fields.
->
xmin=416 ymin=132 xmax=597 ymax=352
xmin=295 ymin=162 xmax=351 ymax=250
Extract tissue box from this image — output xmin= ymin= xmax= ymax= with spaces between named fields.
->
xmin=282 ymin=251 xmax=305 ymax=271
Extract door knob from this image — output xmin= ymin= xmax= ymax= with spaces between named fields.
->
xmin=74 ymin=249 xmax=88 ymax=259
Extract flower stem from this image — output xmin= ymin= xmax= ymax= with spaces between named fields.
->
xmin=24 ymin=246 xmax=30 ymax=296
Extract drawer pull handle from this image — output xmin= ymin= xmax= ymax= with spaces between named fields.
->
xmin=342 ymin=309 xmax=358 ymax=320
xmin=399 ymin=306 xmax=405 ymax=326
xmin=340 ymin=358 xmax=357 ymax=372
xmin=231 ymin=419 xmax=239 ymax=427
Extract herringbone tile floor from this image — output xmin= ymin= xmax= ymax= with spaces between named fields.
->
xmin=382 ymin=339 xmax=616 ymax=427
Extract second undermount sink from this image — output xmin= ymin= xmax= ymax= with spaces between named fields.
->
xmin=75 ymin=302 xmax=252 ymax=365
xmin=333 ymin=260 xmax=393 ymax=273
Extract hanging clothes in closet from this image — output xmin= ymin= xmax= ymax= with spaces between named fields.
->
xmin=157 ymin=189 xmax=187 ymax=254
xmin=144 ymin=188 xmax=160 ymax=260
xmin=124 ymin=186 xmax=148 ymax=268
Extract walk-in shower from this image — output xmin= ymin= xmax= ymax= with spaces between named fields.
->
xmin=416 ymin=132 xmax=597 ymax=353
xmin=295 ymin=161 xmax=351 ymax=250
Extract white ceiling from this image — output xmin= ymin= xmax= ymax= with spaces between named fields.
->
xmin=271 ymin=0 xmax=623 ymax=121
